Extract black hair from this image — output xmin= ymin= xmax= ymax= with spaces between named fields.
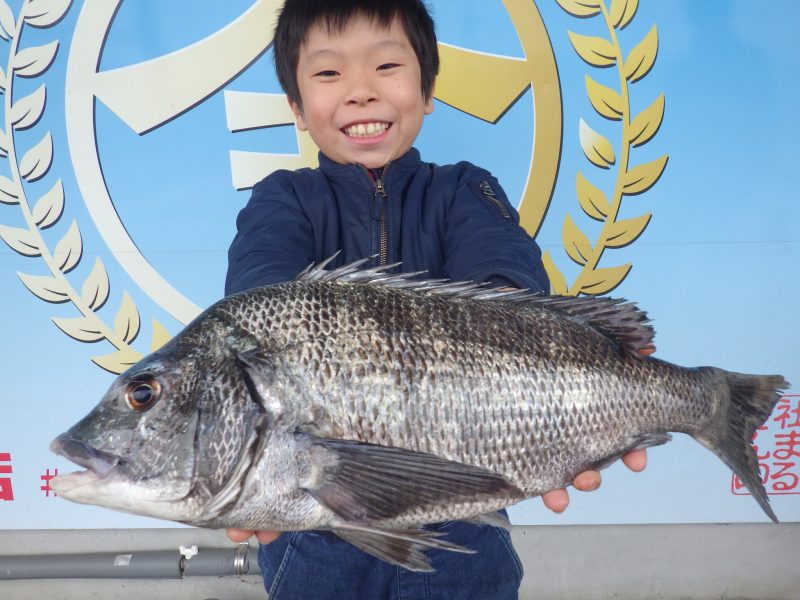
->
xmin=273 ymin=0 xmax=439 ymax=108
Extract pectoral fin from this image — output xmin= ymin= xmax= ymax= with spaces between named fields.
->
xmin=307 ymin=438 xmax=522 ymax=524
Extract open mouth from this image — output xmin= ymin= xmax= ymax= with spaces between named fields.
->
xmin=342 ymin=121 xmax=391 ymax=138
xmin=50 ymin=435 xmax=120 ymax=479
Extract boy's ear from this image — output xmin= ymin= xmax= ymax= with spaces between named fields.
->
xmin=288 ymin=98 xmax=308 ymax=132
xmin=424 ymin=84 xmax=435 ymax=115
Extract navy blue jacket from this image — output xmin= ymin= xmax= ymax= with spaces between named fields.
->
xmin=226 ymin=147 xmax=548 ymax=295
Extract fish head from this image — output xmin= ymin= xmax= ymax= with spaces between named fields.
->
xmin=49 ymin=347 xmax=208 ymax=520
xmin=49 ymin=312 xmax=266 ymax=523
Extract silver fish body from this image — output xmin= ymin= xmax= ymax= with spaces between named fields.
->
xmin=51 ymin=259 xmax=787 ymax=571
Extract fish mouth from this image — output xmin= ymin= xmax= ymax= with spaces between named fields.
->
xmin=50 ymin=435 xmax=121 ymax=488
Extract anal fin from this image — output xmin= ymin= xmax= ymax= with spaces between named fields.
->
xmin=333 ymin=522 xmax=474 ymax=572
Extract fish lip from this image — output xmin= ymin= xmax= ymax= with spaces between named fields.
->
xmin=50 ymin=435 xmax=121 ymax=478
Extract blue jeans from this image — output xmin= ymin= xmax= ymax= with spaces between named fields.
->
xmin=258 ymin=518 xmax=524 ymax=599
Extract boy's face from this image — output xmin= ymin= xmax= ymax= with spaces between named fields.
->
xmin=289 ymin=14 xmax=434 ymax=169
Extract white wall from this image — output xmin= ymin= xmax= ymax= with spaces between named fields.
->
xmin=1 ymin=524 xmax=797 ymax=599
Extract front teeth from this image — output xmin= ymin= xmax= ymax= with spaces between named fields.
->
xmin=344 ymin=122 xmax=389 ymax=137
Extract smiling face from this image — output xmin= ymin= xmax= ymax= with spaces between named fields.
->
xmin=289 ymin=14 xmax=434 ymax=169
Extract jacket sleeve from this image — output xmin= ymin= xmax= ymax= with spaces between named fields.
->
xmin=225 ymin=172 xmax=315 ymax=295
xmin=441 ymin=164 xmax=549 ymax=293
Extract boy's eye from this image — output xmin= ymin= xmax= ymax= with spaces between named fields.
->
xmin=314 ymin=70 xmax=339 ymax=77
xmin=377 ymin=63 xmax=400 ymax=71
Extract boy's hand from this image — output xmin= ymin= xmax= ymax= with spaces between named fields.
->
xmin=541 ymin=448 xmax=648 ymax=513
xmin=227 ymin=528 xmax=281 ymax=545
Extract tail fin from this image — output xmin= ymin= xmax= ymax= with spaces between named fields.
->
xmin=695 ymin=371 xmax=788 ymax=522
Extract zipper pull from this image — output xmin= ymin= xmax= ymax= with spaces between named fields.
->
xmin=374 ymin=175 xmax=387 ymax=197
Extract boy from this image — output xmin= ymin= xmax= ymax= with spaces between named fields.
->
xmin=225 ymin=1 xmax=646 ymax=597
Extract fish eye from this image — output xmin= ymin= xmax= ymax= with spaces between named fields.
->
xmin=124 ymin=375 xmax=162 ymax=412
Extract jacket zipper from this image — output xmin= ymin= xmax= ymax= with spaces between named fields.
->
xmin=361 ymin=163 xmax=390 ymax=265
xmin=479 ymin=180 xmax=511 ymax=220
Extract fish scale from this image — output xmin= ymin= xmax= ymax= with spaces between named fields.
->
xmin=51 ymin=258 xmax=788 ymax=571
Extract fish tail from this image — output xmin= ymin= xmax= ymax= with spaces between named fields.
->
xmin=695 ymin=370 xmax=788 ymax=522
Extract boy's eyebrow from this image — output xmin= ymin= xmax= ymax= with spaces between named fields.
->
xmin=304 ymin=39 xmax=411 ymax=62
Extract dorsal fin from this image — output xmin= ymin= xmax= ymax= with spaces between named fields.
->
xmin=297 ymin=255 xmax=655 ymax=355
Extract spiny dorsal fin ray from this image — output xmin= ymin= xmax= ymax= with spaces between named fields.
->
xmin=297 ymin=255 xmax=655 ymax=355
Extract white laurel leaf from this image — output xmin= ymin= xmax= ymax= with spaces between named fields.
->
xmin=0 ymin=0 xmax=15 ymax=41
xmin=0 ymin=224 xmax=40 ymax=256
xmin=0 ymin=127 xmax=8 ymax=157
xmin=17 ymin=272 xmax=69 ymax=303
xmin=114 ymin=291 xmax=141 ymax=344
xmin=54 ymin=220 xmax=82 ymax=273
xmin=0 ymin=65 xmax=6 ymax=94
xmin=10 ymin=84 xmax=46 ymax=130
xmin=0 ymin=174 xmax=19 ymax=204
xmin=52 ymin=315 xmax=104 ymax=343
xmin=32 ymin=179 xmax=64 ymax=228
xmin=81 ymin=257 xmax=110 ymax=311
xmin=23 ymin=0 xmax=72 ymax=28
xmin=19 ymin=131 xmax=53 ymax=182
xmin=13 ymin=40 xmax=58 ymax=78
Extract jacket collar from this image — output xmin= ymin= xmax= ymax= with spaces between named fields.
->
xmin=318 ymin=147 xmax=422 ymax=191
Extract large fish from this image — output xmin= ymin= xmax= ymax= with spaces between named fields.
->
xmin=51 ymin=258 xmax=787 ymax=571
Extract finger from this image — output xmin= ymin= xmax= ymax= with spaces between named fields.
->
xmin=622 ymin=448 xmax=648 ymax=472
xmin=573 ymin=470 xmax=601 ymax=492
xmin=226 ymin=528 xmax=255 ymax=543
xmin=542 ymin=489 xmax=569 ymax=513
xmin=639 ymin=345 xmax=656 ymax=357
xmin=255 ymin=531 xmax=282 ymax=545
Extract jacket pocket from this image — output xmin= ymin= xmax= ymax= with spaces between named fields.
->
xmin=469 ymin=180 xmax=513 ymax=221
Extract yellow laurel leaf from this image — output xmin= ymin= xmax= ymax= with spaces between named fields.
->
xmin=17 ymin=272 xmax=69 ymax=303
xmin=605 ymin=213 xmax=652 ymax=248
xmin=622 ymin=155 xmax=668 ymax=195
xmin=54 ymin=220 xmax=82 ymax=273
xmin=92 ymin=346 xmax=143 ymax=375
xmin=81 ymin=257 xmax=110 ymax=310
xmin=568 ymin=32 xmax=616 ymax=67
xmin=52 ymin=315 xmax=104 ymax=343
xmin=0 ymin=224 xmax=40 ymax=256
xmin=19 ymin=131 xmax=53 ymax=182
xmin=12 ymin=40 xmax=58 ymax=78
xmin=563 ymin=214 xmax=592 ymax=266
xmin=10 ymin=84 xmax=46 ymax=130
xmin=0 ymin=174 xmax=18 ymax=204
xmin=555 ymin=0 xmax=601 ymax=18
xmin=579 ymin=264 xmax=632 ymax=295
xmin=32 ymin=179 xmax=64 ymax=228
xmin=576 ymin=171 xmax=610 ymax=220
xmin=114 ymin=291 xmax=141 ymax=344
xmin=610 ymin=0 xmax=638 ymax=30
xmin=585 ymin=74 xmax=624 ymax=120
xmin=624 ymin=25 xmax=658 ymax=83
xmin=579 ymin=119 xmax=615 ymax=168
xmin=630 ymin=94 xmax=665 ymax=147
xmin=150 ymin=318 xmax=172 ymax=351
xmin=542 ymin=251 xmax=569 ymax=296
xmin=24 ymin=0 xmax=72 ymax=28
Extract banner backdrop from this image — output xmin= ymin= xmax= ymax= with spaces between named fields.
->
xmin=0 ymin=0 xmax=797 ymax=529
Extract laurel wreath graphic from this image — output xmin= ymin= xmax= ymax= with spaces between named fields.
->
xmin=0 ymin=0 xmax=169 ymax=373
xmin=544 ymin=0 xmax=667 ymax=296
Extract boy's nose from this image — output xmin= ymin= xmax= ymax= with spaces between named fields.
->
xmin=345 ymin=80 xmax=379 ymax=105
